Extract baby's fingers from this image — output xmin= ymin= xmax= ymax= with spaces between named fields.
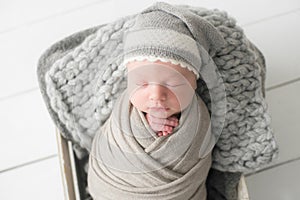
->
xmin=157 ymin=129 xmax=173 ymax=137
xmin=165 ymin=116 xmax=179 ymax=127
xmin=159 ymin=126 xmax=174 ymax=136
xmin=149 ymin=115 xmax=179 ymax=127
xmin=163 ymin=125 xmax=173 ymax=133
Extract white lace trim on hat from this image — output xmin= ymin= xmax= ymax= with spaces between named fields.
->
xmin=120 ymin=55 xmax=199 ymax=79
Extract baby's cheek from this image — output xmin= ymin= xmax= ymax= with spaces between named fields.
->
xmin=129 ymin=91 xmax=148 ymax=111
xmin=169 ymin=86 xmax=195 ymax=110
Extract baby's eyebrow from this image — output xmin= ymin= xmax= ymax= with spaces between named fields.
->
xmin=166 ymin=73 xmax=185 ymax=80
xmin=165 ymin=73 xmax=177 ymax=77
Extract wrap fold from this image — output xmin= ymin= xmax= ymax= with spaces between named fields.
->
xmin=88 ymin=90 xmax=212 ymax=199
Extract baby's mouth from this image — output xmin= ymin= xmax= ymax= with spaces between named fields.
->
xmin=148 ymin=107 xmax=170 ymax=111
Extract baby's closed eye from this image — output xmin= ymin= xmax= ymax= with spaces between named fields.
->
xmin=135 ymin=81 xmax=184 ymax=87
xmin=135 ymin=81 xmax=148 ymax=87
xmin=165 ymin=82 xmax=186 ymax=87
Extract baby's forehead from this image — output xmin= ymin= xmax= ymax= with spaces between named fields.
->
xmin=126 ymin=60 xmax=195 ymax=79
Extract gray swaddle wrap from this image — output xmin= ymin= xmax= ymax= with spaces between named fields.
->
xmin=88 ymin=90 xmax=212 ymax=199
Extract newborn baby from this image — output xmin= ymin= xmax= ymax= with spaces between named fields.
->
xmin=88 ymin=2 xmax=225 ymax=199
xmin=88 ymin=58 xmax=213 ymax=200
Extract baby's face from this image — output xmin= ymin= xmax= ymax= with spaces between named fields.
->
xmin=126 ymin=60 xmax=197 ymax=118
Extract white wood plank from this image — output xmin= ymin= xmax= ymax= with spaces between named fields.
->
xmin=0 ymin=157 xmax=64 ymax=200
xmin=243 ymin=12 xmax=300 ymax=89
xmin=246 ymin=160 xmax=300 ymax=200
xmin=0 ymin=0 xmax=104 ymax=33
xmin=265 ymin=81 xmax=300 ymax=165
xmin=0 ymin=90 xmax=57 ymax=171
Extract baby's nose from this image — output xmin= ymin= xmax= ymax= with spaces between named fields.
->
xmin=148 ymin=83 xmax=167 ymax=101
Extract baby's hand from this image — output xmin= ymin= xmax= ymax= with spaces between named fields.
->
xmin=145 ymin=114 xmax=179 ymax=137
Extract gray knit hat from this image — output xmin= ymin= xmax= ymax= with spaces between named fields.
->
xmin=121 ymin=2 xmax=226 ymax=79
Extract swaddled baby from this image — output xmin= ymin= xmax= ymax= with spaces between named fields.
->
xmin=88 ymin=2 xmax=225 ymax=199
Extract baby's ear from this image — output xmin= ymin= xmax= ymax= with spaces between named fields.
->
xmin=192 ymin=82 xmax=197 ymax=90
xmin=190 ymin=77 xmax=198 ymax=90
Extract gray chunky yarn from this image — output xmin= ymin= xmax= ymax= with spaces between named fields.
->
xmin=39 ymin=5 xmax=278 ymax=173
xmin=187 ymin=6 xmax=278 ymax=171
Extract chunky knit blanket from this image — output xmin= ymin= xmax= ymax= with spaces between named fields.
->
xmin=88 ymin=89 xmax=212 ymax=199
xmin=37 ymin=3 xmax=279 ymax=199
